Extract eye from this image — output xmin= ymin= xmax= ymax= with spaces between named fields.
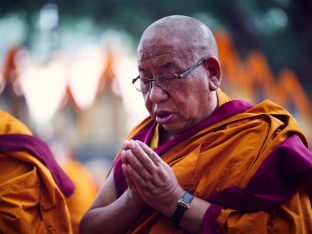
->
xmin=140 ymin=78 xmax=151 ymax=85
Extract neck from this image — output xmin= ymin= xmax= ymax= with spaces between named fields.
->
xmin=158 ymin=126 xmax=176 ymax=145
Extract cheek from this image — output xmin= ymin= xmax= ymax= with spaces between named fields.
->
xmin=173 ymin=96 xmax=193 ymax=117
xmin=144 ymin=94 xmax=153 ymax=113
xmin=179 ymin=92 xmax=203 ymax=115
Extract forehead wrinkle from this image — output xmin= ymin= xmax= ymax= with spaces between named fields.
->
xmin=138 ymin=38 xmax=197 ymax=66
xmin=138 ymin=55 xmax=181 ymax=75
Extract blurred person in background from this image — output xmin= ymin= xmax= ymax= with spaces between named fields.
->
xmin=0 ymin=109 xmax=74 ymax=233
xmin=1 ymin=45 xmax=26 ymax=118
xmin=80 ymin=15 xmax=312 ymax=233
xmin=50 ymin=137 xmax=98 ymax=234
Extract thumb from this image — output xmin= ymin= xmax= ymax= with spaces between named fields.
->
xmin=122 ymin=163 xmax=135 ymax=190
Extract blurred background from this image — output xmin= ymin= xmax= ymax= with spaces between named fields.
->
xmin=1 ymin=0 xmax=312 ymax=188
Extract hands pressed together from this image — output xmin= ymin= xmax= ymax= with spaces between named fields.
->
xmin=80 ymin=139 xmax=209 ymax=234
xmin=120 ymin=140 xmax=185 ymax=217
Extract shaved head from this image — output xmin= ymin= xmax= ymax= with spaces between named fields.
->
xmin=137 ymin=15 xmax=218 ymax=61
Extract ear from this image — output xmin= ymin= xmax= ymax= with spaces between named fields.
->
xmin=204 ymin=57 xmax=221 ymax=91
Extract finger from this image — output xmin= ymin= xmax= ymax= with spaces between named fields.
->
xmin=123 ymin=163 xmax=152 ymax=190
xmin=127 ymin=140 xmax=172 ymax=185
xmin=128 ymin=140 xmax=158 ymax=173
xmin=123 ymin=148 xmax=153 ymax=180
xmin=120 ymin=150 xmax=129 ymax=165
xmin=135 ymin=141 xmax=173 ymax=185
xmin=122 ymin=163 xmax=135 ymax=189
xmin=121 ymin=140 xmax=130 ymax=150
xmin=135 ymin=140 xmax=162 ymax=166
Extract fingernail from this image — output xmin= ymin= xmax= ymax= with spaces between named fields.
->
xmin=129 ymin=140 xmax=135 ymax=147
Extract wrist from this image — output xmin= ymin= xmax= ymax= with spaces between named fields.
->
xmin=166 ymin=188 xmax=185 ymax=217
xmin=125 ymin=190 xmax=145 ymax=210
xmin=158 ymin=187 xmax=185 ymax=217
xmin=171 ymin=191 xmax=194 ymax=225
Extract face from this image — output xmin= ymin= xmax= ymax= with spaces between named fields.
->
xmin=137 ymin=37 xmax=219 ymax=136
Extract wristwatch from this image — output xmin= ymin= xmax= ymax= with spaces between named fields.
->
xmin=172 ymin=192 xmax=194 ymax=225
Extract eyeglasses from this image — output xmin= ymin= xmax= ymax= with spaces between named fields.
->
xmin=132 ymin=58 xmax=207 ymax=93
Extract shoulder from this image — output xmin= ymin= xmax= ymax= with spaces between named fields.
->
xmin=248 ymin=99 xmax=291 ymax=117
xmin=0 ymin=111 xmax=32 ymax=135
xmin=247 ymin=100 xmax=307 ymax=144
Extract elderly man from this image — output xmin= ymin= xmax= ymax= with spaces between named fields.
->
xmin=80 ymin=15 xmax=312 ymax=233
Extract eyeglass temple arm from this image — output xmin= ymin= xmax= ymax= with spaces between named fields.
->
xmin=177 ymin=58 xmax=207 ymax=78
xmin=132 ymin=76 xmax=139 ymax=84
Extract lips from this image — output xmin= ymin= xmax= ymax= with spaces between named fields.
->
xmin=155 ymin=111 xmax=173 ymax=124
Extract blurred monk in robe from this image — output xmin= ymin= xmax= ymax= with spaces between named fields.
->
xmin=0 ymin=109 xmax=74 ymax=233
xmin=50 ymin=139 xmax=98 ymax=234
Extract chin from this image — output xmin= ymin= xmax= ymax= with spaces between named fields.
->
xmin=162 ymin=125 xmax=185 ymax=136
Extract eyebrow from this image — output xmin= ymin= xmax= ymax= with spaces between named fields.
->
xmin=161 ymin=62 xmax=175 ymax=70
xmin=138 ymin=62 xmax=177 ymax=73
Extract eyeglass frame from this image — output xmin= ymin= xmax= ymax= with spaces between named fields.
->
xmin=132 ymin=57 xmax=207 ymax=93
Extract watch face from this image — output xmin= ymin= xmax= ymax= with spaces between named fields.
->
xmin=178 ymin=192 xmax=193 ymax=208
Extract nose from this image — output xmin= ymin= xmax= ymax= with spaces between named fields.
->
xmin=149 ymin=80 xmax=168 ymax=103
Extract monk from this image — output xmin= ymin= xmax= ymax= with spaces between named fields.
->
xmin=0 ymin=110 xmax=75 ymax=233
xmin=80 ymin=15 xmax=312 ymax=233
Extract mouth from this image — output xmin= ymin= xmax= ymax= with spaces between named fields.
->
xmin=155 ymin=111 xmax=173 ymax=124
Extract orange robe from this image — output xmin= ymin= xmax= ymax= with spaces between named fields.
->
xmin=61 ymin=159 xmax=98 ymax=234
xmin=114 ymin=89 xmax=312 ymax=233
xmin=0 ymin=111 xmax=73 ymax=233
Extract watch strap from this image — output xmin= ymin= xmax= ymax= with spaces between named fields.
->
xmin=172 ymin=192 xmax=194 ymax=225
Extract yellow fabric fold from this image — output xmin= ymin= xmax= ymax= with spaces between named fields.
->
xmin=0 ymin=111 xmax=72 ymax=234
